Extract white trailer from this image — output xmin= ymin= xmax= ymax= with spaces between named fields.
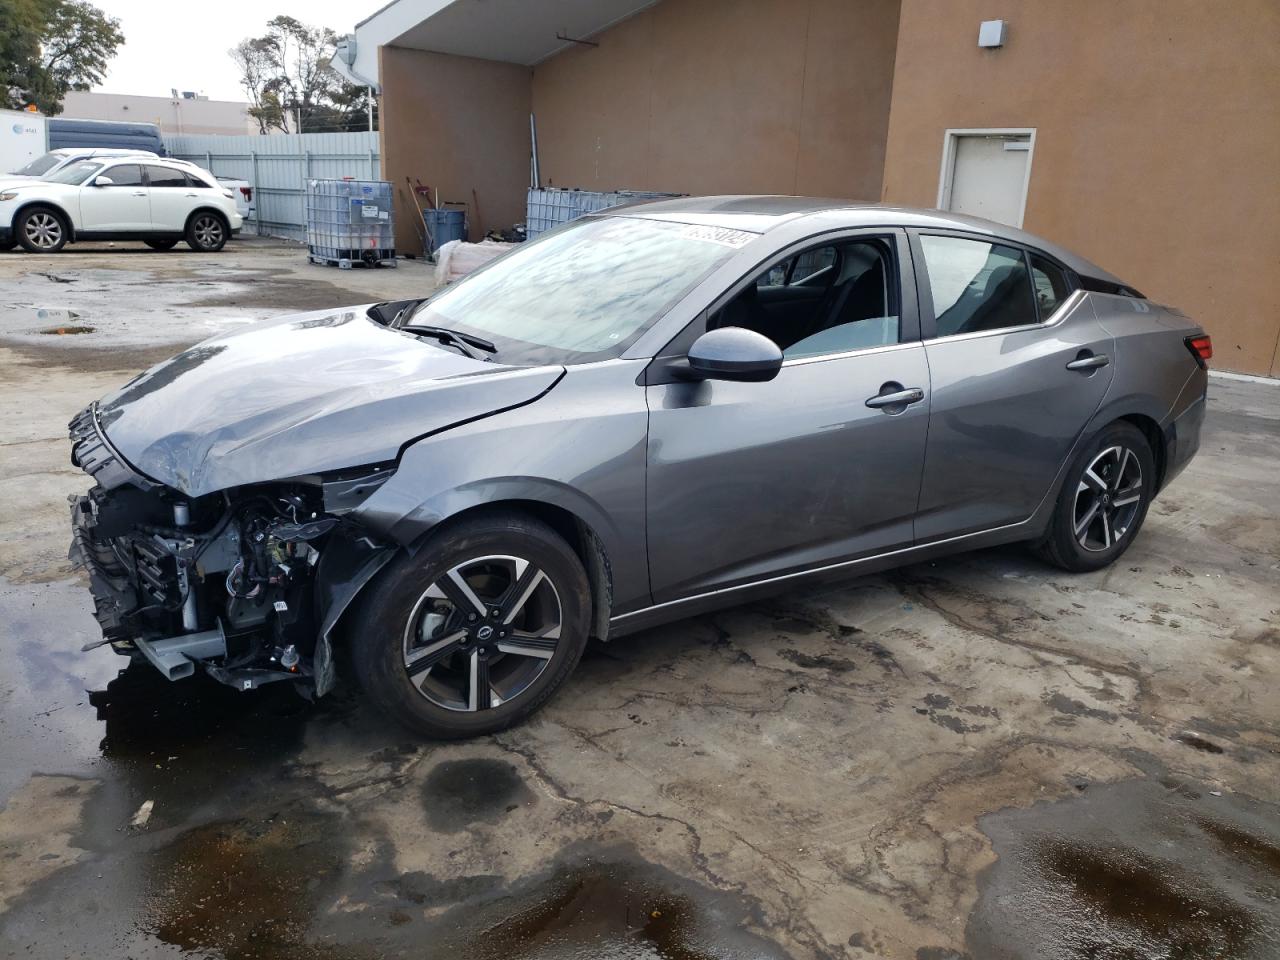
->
xmin=0 ymin=108 xmax=48 ymax=175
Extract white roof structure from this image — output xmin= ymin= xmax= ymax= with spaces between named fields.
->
xmin=332 ymin=0 xmax=658 ymax=90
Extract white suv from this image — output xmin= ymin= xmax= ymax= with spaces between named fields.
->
xmin=0 ymin=157 xmax=243 ymax=253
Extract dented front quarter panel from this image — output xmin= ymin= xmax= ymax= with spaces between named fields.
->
xmin=95 ymin=305 xmax=565 ymax=497
xmin=352 ymin=359 xmax=653 ymax=616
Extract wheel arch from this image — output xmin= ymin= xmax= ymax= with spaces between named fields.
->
xmin=404 ymin=498 xmax=614 ymax=643
xmin=13 ymin=201 xmax=75 ymax=242
xmin=185 ymin=206 xmax=230 ymax=230
xmin=1116 ymin=413 xmax=1166 ymax=491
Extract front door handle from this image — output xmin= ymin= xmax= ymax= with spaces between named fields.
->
xmin=131 ymin=191 xmax=147 ymax=197
xmin=865 ymin=385 xmax=925 ymax=411
xmin=1066 ymin=353 xmax=1110 ymax=372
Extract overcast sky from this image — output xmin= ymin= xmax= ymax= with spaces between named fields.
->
xmin=91 ymin=0 xmax=379 ymax=103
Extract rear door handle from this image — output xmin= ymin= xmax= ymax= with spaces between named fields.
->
xmin=865 ymin=386 xmax=925 ymax=410
xmin=1066 ymin=353 xmax=1110 ymax=371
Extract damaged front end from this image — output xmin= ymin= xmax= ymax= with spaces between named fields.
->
xmin=68 ymin=403 xmax=395 ymax=695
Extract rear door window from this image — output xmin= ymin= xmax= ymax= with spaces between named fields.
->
xmin=145 ymin=165 xmax=189 ymax=188
xmin=919 ymin=234 xmax=1037 ymax=337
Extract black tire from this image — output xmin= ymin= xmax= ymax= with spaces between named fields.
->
xmin=1036 ymin=421 xmax=1155 ymax=572
xmin=145 ymin=239 xmax=179 ymax=251
xmin=351 ymin=511 xmax=592 ymax=738
xmin=185 ymin=211 xmax=228 ymax=252
xmin=16 ymin=206 xmax=68 ymax=253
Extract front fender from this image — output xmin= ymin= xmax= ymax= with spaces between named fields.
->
xmin=350 ymin=359 xmax=652 ymax=614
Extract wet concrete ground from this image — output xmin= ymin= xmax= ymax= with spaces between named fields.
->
xmin=1 ymin=239 xmax=1278 ymax=959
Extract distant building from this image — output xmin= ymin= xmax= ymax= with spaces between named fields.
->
xmin=62 ymin=91 xmax=256 ymax=136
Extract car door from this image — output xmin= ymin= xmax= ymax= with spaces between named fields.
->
xmin=645 ymin=229 xmax=931 ymax=603
xmin=144 ymin=164 xmax=198 ymax=232
xmin=910 ymin=231 xmax=1115 ymax=541
xmin=77 ymin=162 xmax=150 ymax=232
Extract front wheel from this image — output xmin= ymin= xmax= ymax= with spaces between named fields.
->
xmin=1037 ymin=421 xmax=1155 ymax=572
xmin=185 ymin=212 xmax=228 ymax=252
xmin=16 ymin=207 xmax=68 ymax=253
xmin=351 ymin=512 xmax=592 ymax=738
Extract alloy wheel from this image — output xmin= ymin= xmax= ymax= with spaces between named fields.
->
xmin=24 ymin=212 xmax=62 ymax=250
xmin=193 ymin=215 xmax=224 ymax=248
xmin=1073 ymin=445 xmax=1143 ymax=552
xmin=402 ymin=555 xmax=562 ymax=712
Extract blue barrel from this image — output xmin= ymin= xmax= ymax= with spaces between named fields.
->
xmin=422 ymin=209 xmax=466 ymax=255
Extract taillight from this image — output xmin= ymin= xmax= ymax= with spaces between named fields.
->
xmin=239 ymin=186 xmax=252 ymax=201
xmin=1185 ymin=335 xmax=1212 ymax=366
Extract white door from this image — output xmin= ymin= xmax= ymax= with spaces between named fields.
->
xmin=144 ymin=164 xmax=199 ymax=232
xmin=941 ymin=133 xmax=1032 ymax=227
xmin=78 ymin=162 xmax=150 ymax=231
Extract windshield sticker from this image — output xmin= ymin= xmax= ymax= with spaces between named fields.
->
xmin=678 ymin=224 xmax=756 ymax=248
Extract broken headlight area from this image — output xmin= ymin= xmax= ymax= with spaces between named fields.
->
xmin=70 ymin=459 xmax=395 ymax=694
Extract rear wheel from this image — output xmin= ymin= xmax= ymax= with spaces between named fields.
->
xmin=1037 ymin=421 xmax=1154 ymax=572
xmin=16 ymin=206 xmax=68 ymax=253
xmin=185 ymin=211 xmax=227 ymax=252
xmin=351 ymin=512 xmax=592 ymax=738
xmin=145 ymin=239 xmax=178 ymax=251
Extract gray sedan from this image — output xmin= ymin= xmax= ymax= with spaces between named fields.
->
xmin=69 ymin=197 xmax=1210 ymax=738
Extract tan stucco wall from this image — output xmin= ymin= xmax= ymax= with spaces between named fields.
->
xmin=530 ymin=0 xmax=901 ymax=200
xmin=882 ymin=0 xmax=1280 ymax=376
xmin=379 ymin=47 xmax=531 ymax=253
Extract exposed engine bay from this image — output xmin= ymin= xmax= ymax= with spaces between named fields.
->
xmin=68 ymin=403 xmax=395 ymax=695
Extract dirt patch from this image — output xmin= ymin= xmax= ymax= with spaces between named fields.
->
xmin=778 ymin=647 xmax=859 ymax=672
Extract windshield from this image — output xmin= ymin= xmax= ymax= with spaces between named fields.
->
xmin=405 ymin=216 xmax=752 ymax=364
xmin=14 ymin=152 xmax=64 ymax=177
xmin=45 ymin=161 xmax=104 ymax=185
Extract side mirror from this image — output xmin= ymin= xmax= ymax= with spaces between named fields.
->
xmin=686 ymin=327 xmax=783 ymax=383
xmin=93 ymin=175 xmax=114 ymax=186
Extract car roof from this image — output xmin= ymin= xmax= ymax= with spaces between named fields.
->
xmin=604 ymin=195 xmax=1126 ymax=287
xmin=51 ymin=147 xmax=158 ymax=157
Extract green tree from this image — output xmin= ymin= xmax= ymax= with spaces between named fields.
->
xmin=1 ymin=0 xmax=52 ymax=109
xmin=1 ymin=0 xmax=124 ymax=114
xmin=230 ymin=17 xmax=374 ymax=134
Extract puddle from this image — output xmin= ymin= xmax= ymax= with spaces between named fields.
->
xmin=144 ymin=814 xmax=361 ymax=960
xmin=478 ymin=864 xmax=718 ymax=959
xmin=967 ymin=778 xmax=1280 ymax=959
xmin=1174 ymin=731 xmax=1226 ymax=754
xmin=39 ymin=324 xmax=95 ymax=335
xmin=1036 ymin=840 xmax=1255 ymax=954
xmin=435 ymin=855 xmax=785 ymax=960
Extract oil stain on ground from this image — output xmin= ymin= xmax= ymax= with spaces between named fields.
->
xmin=422 ymin=757 xmax=537 ymax=832
xmin=967 ymin=778 xmax=1280 ymax=959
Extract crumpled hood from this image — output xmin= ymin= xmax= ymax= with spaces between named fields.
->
xmin=96 ymin=305 xmax=563 ymax=497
